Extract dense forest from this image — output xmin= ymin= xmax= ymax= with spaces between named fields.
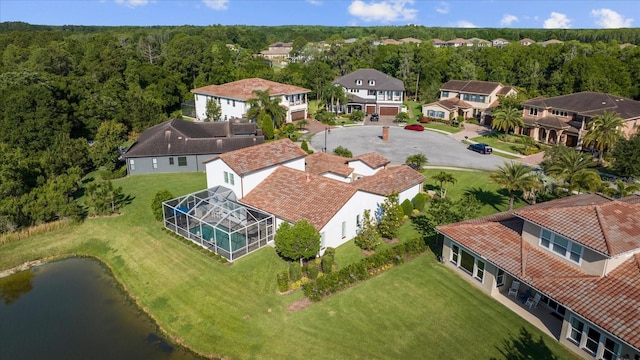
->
xmin=1 ymin=23 xmax=639 ymax=233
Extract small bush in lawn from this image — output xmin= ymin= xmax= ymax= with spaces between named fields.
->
xmin=151 ymin=190 xmax=175 ymax=221
xmin=324 ymin=247 xmax=335 ymax=258
xmin=289 ymin=262 xmax=302 ymax=281
xmin=412 ymin=193 xmax=427 ymax=212
xmin=306 ymin=261 xmax=319 ymax=279
xmin=322 ymin=254 xmax=334 ymax=274
xmin=401 ymin=199 xmax=413 ymax=216
xmin=277 ymin=271 xmax=289 ymax=292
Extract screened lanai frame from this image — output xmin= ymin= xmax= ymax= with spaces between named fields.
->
xmin=163 ymin=186 xmax=274 ymax=261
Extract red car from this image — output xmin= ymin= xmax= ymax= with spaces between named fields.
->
xmin=404 ymin=124 xmax=425 ymax=131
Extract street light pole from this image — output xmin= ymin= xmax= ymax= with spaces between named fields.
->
xmin=323 ymin=127 xmax=330 ymax=152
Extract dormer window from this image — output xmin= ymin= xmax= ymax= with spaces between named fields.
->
xmin=368 ymin=80 xmax=375 ymax=86
xmin=540 ymin=229 xmax=583 ymax=263
xmin=356 ymin=79 xmax=362 ymax=85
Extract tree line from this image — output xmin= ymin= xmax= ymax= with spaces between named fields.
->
xmin=1 ymin=24 xmax=639 ymax=233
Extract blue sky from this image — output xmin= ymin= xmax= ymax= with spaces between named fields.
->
xmin=0 ymin=0 xmax=637 ymax=28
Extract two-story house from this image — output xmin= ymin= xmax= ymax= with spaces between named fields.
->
xmin=164 ymin=139 xmax=424 ymax=261
xmin=333 ymin=69 xmax=405 ymax=116
xmin=519 ymin=92 xmax=640 ymax=147
xmin=422 ymin=80 xmax=516 ymax=124
xmin=437 ymin=193 xmax=640 ymax=360
xmin=259 ymin=42 xmax=293 ymax=61
xmin=191 ymin=78 xmax=311 ymax=123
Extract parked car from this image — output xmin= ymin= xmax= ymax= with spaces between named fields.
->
xmin=468 ymin=143 xmax=493 ymax=154
xmin=370 ymin=113 xmax=379 ymax=122
xmin=404 ymin=124 xmax=425 ymax=131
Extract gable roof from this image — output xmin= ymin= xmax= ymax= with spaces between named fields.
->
xmin=209 ymin=139 xmax=307 ymax=176
xmin=333 ymin=69 xmax=405 ymax=91
xmin=425 ymin=97 xmax=473 ymax=111
xmin=440 ymin=80 xmax=504 ymax=95
xmin=522 ymin=92 xmax=640 ymax=120
xmin=438 ymin=214 xmax=640 ymax=349
xmin=123 ymin=119 xmax=263 ymax=158
xmin=354 ymin=165 xmax=425 ymax=195
xmin=350 ymin=152 xmax=390 ymax=169
xmin=191 ymin=78 xmax=310 ymax=101
xmin=515 ymin=199 xmax=640 ymax=256
xmin=240 ymin=167 xmax=357 ymax=230
xmin=305 ymin=152 xmax=353 ymax=177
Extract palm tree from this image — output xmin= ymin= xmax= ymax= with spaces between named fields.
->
xmin=246 ymin=89 xmax=287 ymax=128
xmin=490 ymin=162 xmax=538 ymax=210
xmin=602 ymin=180 xmax=640 ymax=198
xmin=405 ymin=153 xmax=428 ymax=170
xmin=569 ymin=170 xmax=602 ymax=194
xmin=322 ymin=84 xmax=346 ymax=113
xmin=432 ymin=171 xmax=457 ymax=198
xmin=491 ymin=106 xmax=524 ymax=135
xmin=582 ymin=111 xmax=625 ymax=164
xmin=542 ymin=145 xmax=597 ymax=186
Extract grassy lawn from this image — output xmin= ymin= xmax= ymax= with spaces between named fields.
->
xmin=404 ymin=100 xmax=422 ymax=122
xmin=471 ymin=133 xmax=527 ymax=155
xmin=422 ymin=169 xmax=528 ymax=215
xmin=424 ymin=122 xmax=463 ymax=134
xmin=0 ymin=173 xmax=575 ymax=359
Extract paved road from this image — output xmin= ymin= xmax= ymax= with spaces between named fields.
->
xmin=309 ymin=125 xmax=511 ymax=170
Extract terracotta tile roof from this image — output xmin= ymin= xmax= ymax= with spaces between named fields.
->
xmin=351 ymin=152 xmax=390 ymax=169
xmin=437 ymin=194 xmax=640 ymax=349
xmin=208 ymin=139 xmax=307 ymax=175
xmin=240 ymin=167 xmax=357 ymax=230
xmin=354 ymin=165 xmax=425 ymax=195
xmin=191 ymin=78 xmax=310 ymax=101
xmin=305 ymin=152 xmax=353 ymax=177
xmin=441 ymin=80 xmax=504 ymax=95
xmin=620 ymin=194 xmax=640 ymax=205
xmin=515 ymin=200 xmax=640 ymax=256
xmin=535 ymin=255 xmax=640 ymax=349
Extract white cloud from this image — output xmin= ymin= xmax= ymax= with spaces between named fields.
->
xmin=500 ymin=14 xmax=518 ymax=26
xmin=348 ymin=0 xmax=418 ymax=23
xmin=114 ymin=0 xmax=151 ymax=8
xmin=543 ymin=12 xmax=571 ymax=29
xmin=453 ymin=20 xmax=476 ymax=28
xmin=202 ymin=0 xmax=229 ymax=11
xmin=591 ymin=8 xmax=633 ymax=28
xmin=306 ymin=0 xmax=322 ymax=5
xmin=435 ymin=2 xmax=449 ymax=15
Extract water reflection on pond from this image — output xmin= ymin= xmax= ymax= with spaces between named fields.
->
xmin=0 ymin=258 xmax=201 ymax=360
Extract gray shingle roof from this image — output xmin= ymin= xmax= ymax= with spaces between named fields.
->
xmin=523 ymin=92 xmax=640 ymax=120
xmin=123 ymin=119 xmax=264 ymax=158
xmin=333 ymin=69 xmax=405 ymax=91
xmin=440 ymin=80 xmax=504 ymax=95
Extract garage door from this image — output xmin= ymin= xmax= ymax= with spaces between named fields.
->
xmin=379 ymin=106 xmax=399 ymax=115
xmin=366 ymin=105 xmax=376 ymax=114
xmin=291 ymin=110 xmax=305 ymax=121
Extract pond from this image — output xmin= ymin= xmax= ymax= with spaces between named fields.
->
xmin=0 ymin=258 xmax=201 ymax=360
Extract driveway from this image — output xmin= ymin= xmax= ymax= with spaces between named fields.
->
xmin=308 ymin=125 xmax=510 ymax=170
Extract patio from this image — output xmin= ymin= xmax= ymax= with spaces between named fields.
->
xmin=493 ymin=286 xmax=564 ymax=340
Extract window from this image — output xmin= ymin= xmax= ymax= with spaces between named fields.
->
xmin=356 ymin=214 xmax=361 ymax=227
xmin=568 ymin=317 xmax=584 ymax=344
xmin=129 ymin=159 xmax=135 ymax=171
xmin=229 ymin=173 xmax=234 ymax=185
xmin=169 ymin=157 xmax=174 ymax=165
xmin=341 ymin=221 xmax=346 ymax=238
xmin=476 ymin=260 xmax=485 ymax=281
xmin=529 ymin=107 xmax=538 ymax=116
xmin=585 ymin=328 xmax=600 ymax=354
xmin=451 ymin=244 xmax=459 ymax=264
xmin=539 ymin=228 xmax=583 ymax=264
xmin=152 ymin=158 xmax=158 ymax=169
xmin=441 ymin=91 xmax=449 ymax=98
xmin=368 ymin=80 xmax=375 ymax=86
xmin=356 ymin=79 xmax=362 ymax=85
xmin=223 ymin=171 xmax=229 ymax=184
xmin=232 ymin=100 xmax=236 ymax=107
xmin=602 ymin=337 xmax=620 ymax=360
xmin=460 ymin=250 xmax=475 ymax=274
xmin=226 ymin=99 xmax=230 ymax=105
xmin=496 ymin=269 xmax=505 ymax=287
xmin=177 ymin=157 xmax=187 ymax=167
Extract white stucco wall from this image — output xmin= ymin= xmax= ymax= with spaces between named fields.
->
xmin=205 ymin=159 xmax=243 ymax=197
xmin=347 ymin=160 xmax=379 ymax=177
xmin=319 ymin=191 xmax=384 ymax=249
xmin=398 ymin=184 xmax=421 ymax=203
xmin=193 ymin=94 xmax=246 ymax=121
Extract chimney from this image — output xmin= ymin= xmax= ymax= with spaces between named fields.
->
xmin=382 ymin=126 xmax=390 ymax=142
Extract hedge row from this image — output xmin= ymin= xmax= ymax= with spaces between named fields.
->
xmin=302 ymin=238 xmax=427 ymax=301
xmin=161 ymin=228 xmax=228 ymax=264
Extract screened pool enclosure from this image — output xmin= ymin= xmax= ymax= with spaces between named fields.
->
xmin=163 ymin=186 xmax=274 ymax=261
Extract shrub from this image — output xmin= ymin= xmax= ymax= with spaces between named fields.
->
xmin=333 ymin=146 xmax=353 ymax=158
xmin=401 ymin=199 xmax=413 ymax=216
xmin=277 ymin=271 xmax=289 ymax=292
xmin=354 ymin=209 xmax=381 ymax=251
xmin=289 ymin=262 xmax=302 ymax=281
xmin=301 ymin=140 xmax=311 ymax=154
xmin=321 ymin=254 xmax=334 ymax=274
xmin=306 ymin=261 xmax=319 ymax=279
xmin=418 ymin=116 xmax=431 ymax=124
xmin=99 ymin=165 xmax=127 ymax=180
xmin=412 ymin=193 xmax=427 ymax=212
xmin=324 ymin=247 xmax=335 ymax=258
xmin=151 ymin=190 xmax=175 ymax=221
